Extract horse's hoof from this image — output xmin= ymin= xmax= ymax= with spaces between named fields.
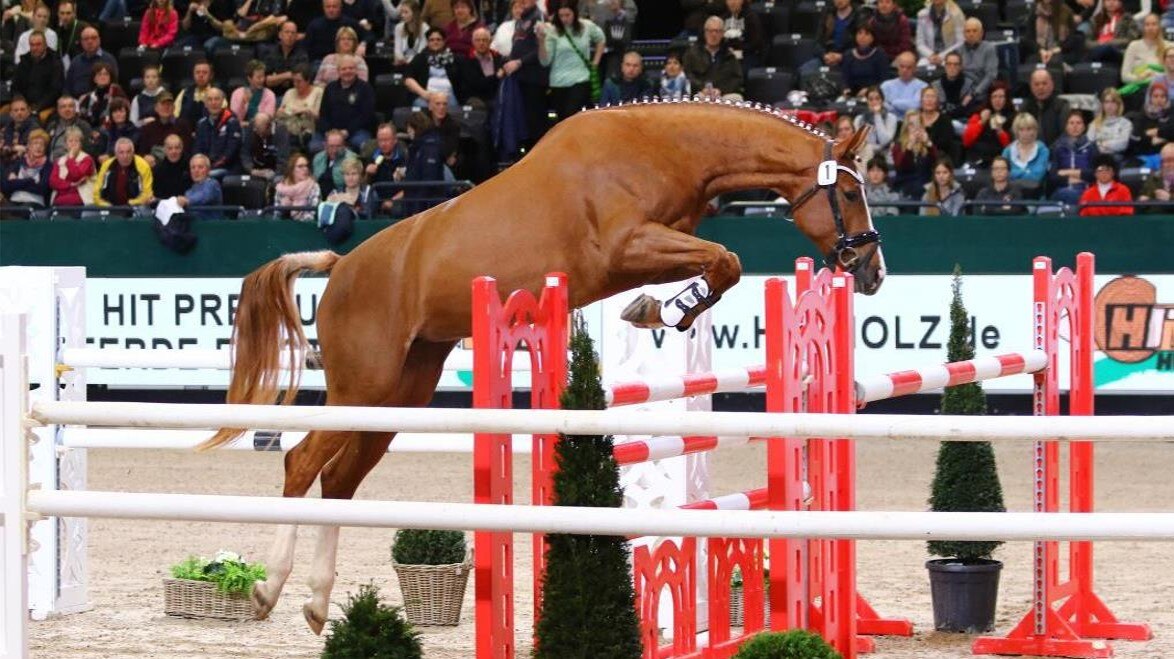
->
xmin=620 ymin=294 xmax=665 ymax=329
xmin=303 ymin=601 xmax=327 ymax=635
xmin=251 ymin=582 xmax=275 ymax=620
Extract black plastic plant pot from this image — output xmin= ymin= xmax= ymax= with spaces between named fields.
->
xmin=926 ymin=558 xmax=1003 ymax=633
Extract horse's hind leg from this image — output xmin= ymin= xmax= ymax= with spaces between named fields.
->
xmin=252 ymin=428 xmax=353 ymax=619
xmin=302 ymin=338 xmax=456 ymax=633
xmin=613 ymin=222 xmax=742 ymax=330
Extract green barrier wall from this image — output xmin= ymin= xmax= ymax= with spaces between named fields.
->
xmin=2 ymin=215 xmax=1172 ymax=276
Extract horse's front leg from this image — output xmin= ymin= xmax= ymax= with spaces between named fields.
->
xmin=611 ymin=223 xmax=742 ymax=331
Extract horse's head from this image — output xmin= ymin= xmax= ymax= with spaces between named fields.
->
xmin=787 ymin=126 xmax=886 ymax=295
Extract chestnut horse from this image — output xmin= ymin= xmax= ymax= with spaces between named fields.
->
xmin=201 ymin=99 xmax=885 ymax=632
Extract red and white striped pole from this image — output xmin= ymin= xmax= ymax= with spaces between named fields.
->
xmin=611 ymin=435 xmax=750 ymax=466
xmin=604 ymin=350 xmax=1047 ymax=409
xmin=853 ymin=350 xmax=1048 ymax=405
xmin=605 ymin=365 xmax=766 ymax=407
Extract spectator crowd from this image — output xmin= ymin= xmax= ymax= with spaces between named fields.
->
xmin=2 ymin=0 xmax=1173 ymax=219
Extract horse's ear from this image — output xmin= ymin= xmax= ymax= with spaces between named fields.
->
xmin=835 ymin=125 xmax=871 ymax=159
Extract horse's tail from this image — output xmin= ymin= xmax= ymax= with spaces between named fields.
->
xmin=198 ymin=250 xmax=341 ymax=451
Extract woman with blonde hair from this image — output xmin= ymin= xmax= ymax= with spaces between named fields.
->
xmin=1002 ymin=112 xmax=1050 ymax=190
xmin=315 ymin=27 xmax=370 ymax=86
xmin=1088 ymin=87 xmax=1133 ymax=159
xmin=325 ymin=156 xmax=373 ymax=216
xmin=274 ymin=152 xmax=320 ymax=220
xmin=891 ymin=108 xmax=938 ymax=198
xmin=49 ymin=126 xmax=96 ymax=206
xmin=1123 ymin=13 xmax=1167 ymax=85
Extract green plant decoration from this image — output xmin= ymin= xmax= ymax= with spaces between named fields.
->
xmin=321 ymin=583 xmax=423 ymax=659
xmin=534 ymin=312 xmax=642 ymax=659
xmin=169 ymin=550 xmax=266 ymax=596
xmin=391 ymin=529 xmax=467 ymax=565
xmin=927 ymin=266 xmax=1006 ymax=562
xmin=733 ymin=630 xmax=842 ymax=659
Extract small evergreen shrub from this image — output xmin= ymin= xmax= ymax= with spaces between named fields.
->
xmin=391 ymin=530 xmax=466 ymax=565
xmin=927 ymin=266 xmax=1006 ymax=562
xmin=733 ymin=630 xmax=842 ymax=659
xmin=321 ymin=583 xmax=423 ymax=659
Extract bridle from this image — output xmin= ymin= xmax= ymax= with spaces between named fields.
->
xmin=789 ymin=141 xmax=882 ymax=275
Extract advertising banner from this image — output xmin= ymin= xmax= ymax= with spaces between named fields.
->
xmin=82 ymin=274 xmax=1173 ymax=393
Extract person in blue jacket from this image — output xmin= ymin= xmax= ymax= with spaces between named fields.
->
xmin=177 ymin=153 xmax=223 ymax=219
xmin=1002 ymin=112 xmax=1051 ymax=195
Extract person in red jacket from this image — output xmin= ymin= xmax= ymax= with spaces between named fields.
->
xmin=1079 ymin=154 xmax=1135 ymax=216
xmin=961 ymin=80 xmax=1012 ymax=166
xmin=138 ymin=0 xmax=178 ymax=49
xmin=49 ymin=126 xmax=97 ymax=206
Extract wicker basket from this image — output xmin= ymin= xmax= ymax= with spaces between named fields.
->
xmin=729 ymin=585 xmax=770 ymax=627
xmin=391 ymin=554 xmax=472 ymax=626
xmin=163 ymin=578 xmax=256 ymax=621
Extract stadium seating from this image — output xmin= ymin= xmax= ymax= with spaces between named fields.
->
xmin=101 ymin=18 xmax=141 ymax=56
xmin=117 ymin=47 xmax=161 ymax=90
xmin=746 ymin=67 xmax=794 ymax=105
xmin=221 ymin=175 xmax=271 ymax=212
xmin=1064 ymin=63 xmax=1121 ymax=97
xmin=161 ymin=47 xmax=206 ymax=90
xmin=767 ymin=34 xmax=818 ymax=69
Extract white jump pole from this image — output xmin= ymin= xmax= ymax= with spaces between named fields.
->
xmin=1 ymin=314 xmax=30 ymax=659
xmin=27 ymin=490 xmax=1174 ymax=542
xmin=32 ymin=401 xmax=1174 ymax=443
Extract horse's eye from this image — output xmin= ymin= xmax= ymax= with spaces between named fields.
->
xmin=843 ymin=190 xmax=861 ymax=203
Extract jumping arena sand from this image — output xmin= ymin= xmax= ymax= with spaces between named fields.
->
xmin=28 ymin=437 xmax=1174 ymax=659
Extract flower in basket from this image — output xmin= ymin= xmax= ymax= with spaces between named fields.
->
xmin=169 ymin=549 xmax=267 ymax=596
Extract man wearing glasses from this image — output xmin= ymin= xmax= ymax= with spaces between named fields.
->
xmin=683 ymin=15 xmax=743 ymax=101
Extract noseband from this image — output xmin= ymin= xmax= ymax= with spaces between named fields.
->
xmin=789 ymin=141 xmax=882 ymax=275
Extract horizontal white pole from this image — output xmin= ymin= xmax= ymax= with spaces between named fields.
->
xmin=60 ymin=428 xmax=535 ymax=453
xmin=30 ymin=401 xmax=1174 ymax=443
xmin=26 ymin=490 xmax=1174 ymax=541
xmin=60 ymin=348 xmax=528 ymax=373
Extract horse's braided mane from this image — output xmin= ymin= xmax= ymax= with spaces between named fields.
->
xmin=589 ymin=96 xmax=833 ymax=142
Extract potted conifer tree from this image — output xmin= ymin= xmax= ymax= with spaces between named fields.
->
xmin=534 ymin=313 xmax=642 ymax=659
xmin=926 ymin=266 xmax=1006 ymax=633
xmin=390 ymin=529 xmax=471 ymax=626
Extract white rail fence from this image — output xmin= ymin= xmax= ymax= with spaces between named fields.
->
xmin=26 ymin=491 xmax=1174 ymax=542
xmin=7 ymin=311 xmax=1174 ymax=659
xmin=31 ymin=401 xmax=1174 ymax=443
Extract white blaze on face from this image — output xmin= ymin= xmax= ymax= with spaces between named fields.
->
xmin=859 ymin=172 xmax=886 ymax=284
xmin=834 ymin=160 xmax=885 ymax=286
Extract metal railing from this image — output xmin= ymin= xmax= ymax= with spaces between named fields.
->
xmin=719 ymin=198 xmax=1174 ymax=217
